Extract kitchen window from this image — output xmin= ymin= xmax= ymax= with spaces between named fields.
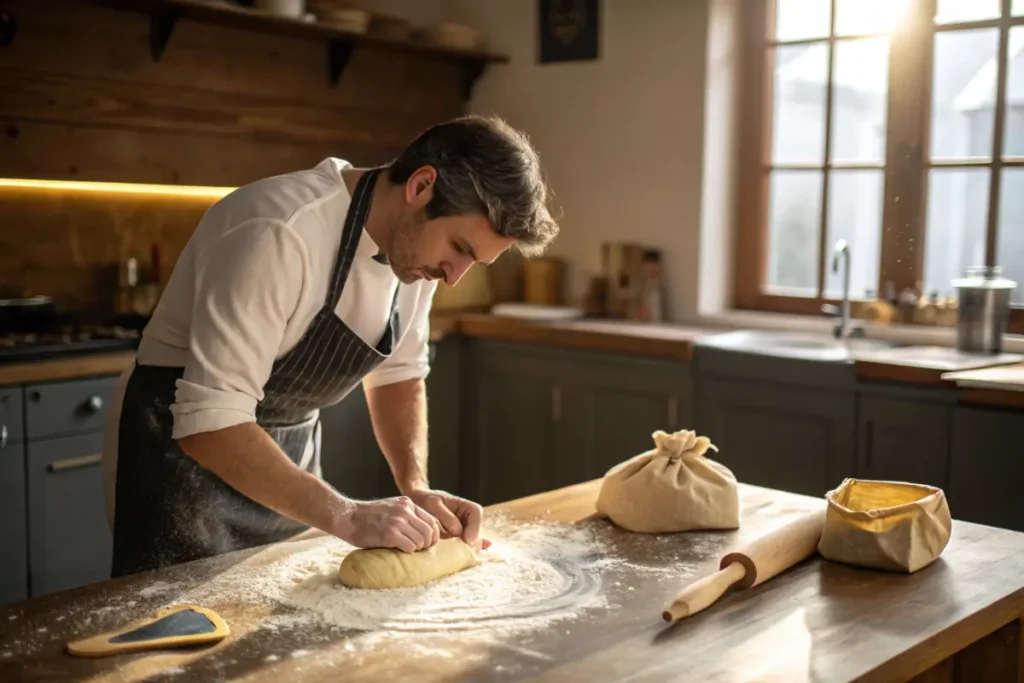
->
xmin=735 ymin=0 xmax=1024 ymax=333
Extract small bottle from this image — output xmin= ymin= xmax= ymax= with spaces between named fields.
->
xmin=632 ymin=249 xmax=666 ymax=322
xmin=118 ymin=257 xmax=139 ymax=314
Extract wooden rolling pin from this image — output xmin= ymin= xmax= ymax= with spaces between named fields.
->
xmin=662 ymin=509 xmax=825 ymax=622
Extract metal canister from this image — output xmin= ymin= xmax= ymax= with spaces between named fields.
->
xmin=952 ymin=266 xmax=1017 ymax=354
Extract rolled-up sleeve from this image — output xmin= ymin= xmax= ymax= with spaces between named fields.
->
xmin=361 ymin=281 xmax=437 ymax=390
xmin=170 ymin=218 xmax=306 ymax=439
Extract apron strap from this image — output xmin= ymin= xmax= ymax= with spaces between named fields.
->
xmin=324 ymin=167 xmax=381 ymax=307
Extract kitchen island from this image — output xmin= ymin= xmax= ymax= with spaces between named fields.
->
xmin=1 ymin=480 xmax=1022 ymax=682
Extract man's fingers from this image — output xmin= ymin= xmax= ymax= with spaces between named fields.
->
xmin=430 ymin=501 xmax=464 ymax=538
xmin=387 ymin=527 xmax=418 ymax=553
xmin=401 ymin=513 xmax=435 ymax=551
xmin=457 ymin=499 xmax=483 ymax=544
xmin=411 ymin=505 xmax=441 ymax=547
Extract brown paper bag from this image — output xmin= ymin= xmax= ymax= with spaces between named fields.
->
xmin=817 ymin=478 xmax=952 ymax=573
xmin=595 ymin=429 xmax=740 ymax=533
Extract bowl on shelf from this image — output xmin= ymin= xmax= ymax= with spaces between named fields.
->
xmin=307 ymin=1 xmax=370 ymax=32
xmin=418 ymin=22 xmax=482 ymax=51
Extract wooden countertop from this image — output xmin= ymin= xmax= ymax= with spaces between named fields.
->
xmin=3 ymin=481 xmax=1023 ymax=682
xmin=0 ymin=351 xmax=135 ymax=386
xmin=1 ymin=313 xmax=1020 ymax=391
xmin=942 ymin=363 xmax=1024 ymax=410
xmin=854 ymin=345 xmax=1024 ymax=386
xmin=449 ymin=313 xmax=715 ymax=361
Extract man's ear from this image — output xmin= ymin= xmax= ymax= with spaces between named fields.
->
xmin=405 ymin=166 xmax=438 ymax=207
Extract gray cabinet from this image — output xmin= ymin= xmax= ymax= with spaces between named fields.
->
xmin=855 ymin=388 xmax=954 ymax=489
xmin=463 ymin=340 xmax=563 ymax=505
xmin=0 ymin=387 xmax=24 ymax=445
xmin=560 ymin=352 xmax=692 ymax=487
xmin=25 ymin=376 xmax=116 ymax=440
xmin=695 ymin=377 xmax=856 ymax=498
xmin=462 ymin=339 xmax=693 ymax=505
xmin=319 ymin=339 xmax=465 ymax=500
xmin=423 ymin=337 xmax=462 ymax=494
xmin=949 ymin=406 xmax=1024 ymax=532
xmin=0 ymin=376 xmax=121 ymax=603
xmin=27 ymin=431 xmax=112 ymax=597
xmin=319 ymin=386 xmax=390 ymax=501
xmin=0 ymin=441 xmax=27 ymax=604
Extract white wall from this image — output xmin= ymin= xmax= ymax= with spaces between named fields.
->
xmin=450 ymin=0 xmax=719 ymax=322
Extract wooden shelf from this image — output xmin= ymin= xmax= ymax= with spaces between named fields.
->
xmin=84 ymin=0 xmax=508 ymax=96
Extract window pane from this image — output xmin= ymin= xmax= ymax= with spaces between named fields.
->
xmin=923 ymin=169 xmax=991 ymax=298
xmin=772 ymin=43 xmax=828 ymax=164
xmin=1004 ymin=27 xmax=1024 ymax=157
xmin=935 ymin=0 xmax=1000 ymax=24
xmin=824 ymin=171 xmax=884 ymax=299
xmin=776 ymin=0 xmax=831 ymax=42
xmin=830 ymin=38 xmax=889 ymax=163
xmin=766 ymin=171 xmax=823 ymax=295
xmin=998 ymin=169 xmax=1024 ymax=305
xmin=1015 ymin=0 xmax=1024 ymax=16
xmin=835 ymin=0 xmax=910 ymax=36
xmin=930 ymin=29 xmax=1000 ymax=161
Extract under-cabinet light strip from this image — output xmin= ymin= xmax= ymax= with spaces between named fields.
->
xmin=0 ymin=178 xmax=236 ymax=199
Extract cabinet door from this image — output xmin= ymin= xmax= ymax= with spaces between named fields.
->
xmin=0 ymin=441 xmax=27 ymax=605
xmin=949 ymin=406 xmax=1024 ymax=532
xmin=0 ymin=387 xmax=24 ymax=445
xmin=424 ymin=339 xmax=462 ymax=495
xmin=464 ymin=342 xmax=561 ymax=506
xmin=856 ymin=396 xmax=951 ymax=489
xmin=561 ymin=355 xmax=692 ymax=487
xmin=319 ymin=387 xmax=391 ymax=501
xmin=27 ymin=432 xmax=112 ymax=597
xmin=695 ymin=377 xmax=856 ymax=498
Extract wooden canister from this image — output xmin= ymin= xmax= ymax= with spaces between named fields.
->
xmin=523 ymin=257 xmax=564 ymax=305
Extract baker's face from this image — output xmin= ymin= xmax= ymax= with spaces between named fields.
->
xmin=389 ymin=168 xmax=515 ymax=286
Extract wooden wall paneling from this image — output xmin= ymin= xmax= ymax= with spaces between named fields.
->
xmin=0 ymin=0 xmax=492 ymax=308
xmin=0 ymin=0 xmax=465 ymax=118
xmin=0 ymin=186 xmax=210 ymax=310
xmin=0 ymin=120 xmax=403 ymax=186
xmin=1 ymin=70 xmax=434 ymax=149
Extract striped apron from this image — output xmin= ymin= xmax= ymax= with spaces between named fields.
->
xmin=110 ymin=168 xmax=399 ymax=577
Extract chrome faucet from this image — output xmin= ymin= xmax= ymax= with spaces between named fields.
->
xmin=823 ymin=239 xmax=864 ymax=340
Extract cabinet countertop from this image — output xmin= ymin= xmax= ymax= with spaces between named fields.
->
xmin=942 ymin=362 xmax=1024 ymax=410
xmin=854 ymin=345 xmax=1024 ymax=386
xmin=2 ymin=480 xmax=1023 ymax=682
xmin=0 ymin=351 xmax=135 ymax=387
xmin=2 ymin=315 xmax=1020 ymax=389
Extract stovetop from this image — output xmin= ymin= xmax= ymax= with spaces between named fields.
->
xmin=0 ymin=324 xmax=141 ymax=365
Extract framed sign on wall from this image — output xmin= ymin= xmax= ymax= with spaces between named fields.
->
xmin=538 ymin=0 xmax=599 ymax=64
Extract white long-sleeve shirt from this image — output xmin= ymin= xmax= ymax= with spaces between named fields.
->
xmin=101 ymin=157 xmax=436 ymax=521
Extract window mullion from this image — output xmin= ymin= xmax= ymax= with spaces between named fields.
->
xmin=817 ymin=0 xmax=838 ymax=300
xmin=878 ymin=0 xmax=935 ymax=296
xmin=985 ymin=0 xmax=1013 ymax=266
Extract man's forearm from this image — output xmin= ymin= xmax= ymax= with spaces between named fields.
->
xmin=365 ymin=378 xmax=429 ymax=495
xmin=177 ymin=422 xmax=352 ymax=536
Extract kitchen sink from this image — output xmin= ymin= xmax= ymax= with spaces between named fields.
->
xmin=696 ymin=329 xmax=899 ymax=362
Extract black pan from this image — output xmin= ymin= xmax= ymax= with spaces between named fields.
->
xmin=0 ymin=295 xmax=57 ymax=334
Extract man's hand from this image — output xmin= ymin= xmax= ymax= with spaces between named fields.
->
xmin=337 ymin=496 xmax=441 ymax=553
xmin=406 ymin=488 xmax=483 ymax=549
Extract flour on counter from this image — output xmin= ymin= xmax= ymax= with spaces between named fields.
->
xmin=138 ymin=580 xmax=180 ymax=598
xmin=277 ymin=517 xmax=609 ymax=635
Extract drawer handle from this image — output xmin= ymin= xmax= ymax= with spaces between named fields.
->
xmin=667 ymin=397 xmax=679 ymax=429
xmin=84 ymin=395 xmax=105 ymax=413
xmin=0 ymin=424 xmax=7 ymax=449
xmin=47 ymin=454 xmax=102 ymax=473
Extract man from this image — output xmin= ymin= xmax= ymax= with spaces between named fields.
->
xmin=101 ymin=114 xmax=559 ymax=577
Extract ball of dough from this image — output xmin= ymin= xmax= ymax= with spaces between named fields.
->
xmin=338 ymin=537 xmax=482 ymax=590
